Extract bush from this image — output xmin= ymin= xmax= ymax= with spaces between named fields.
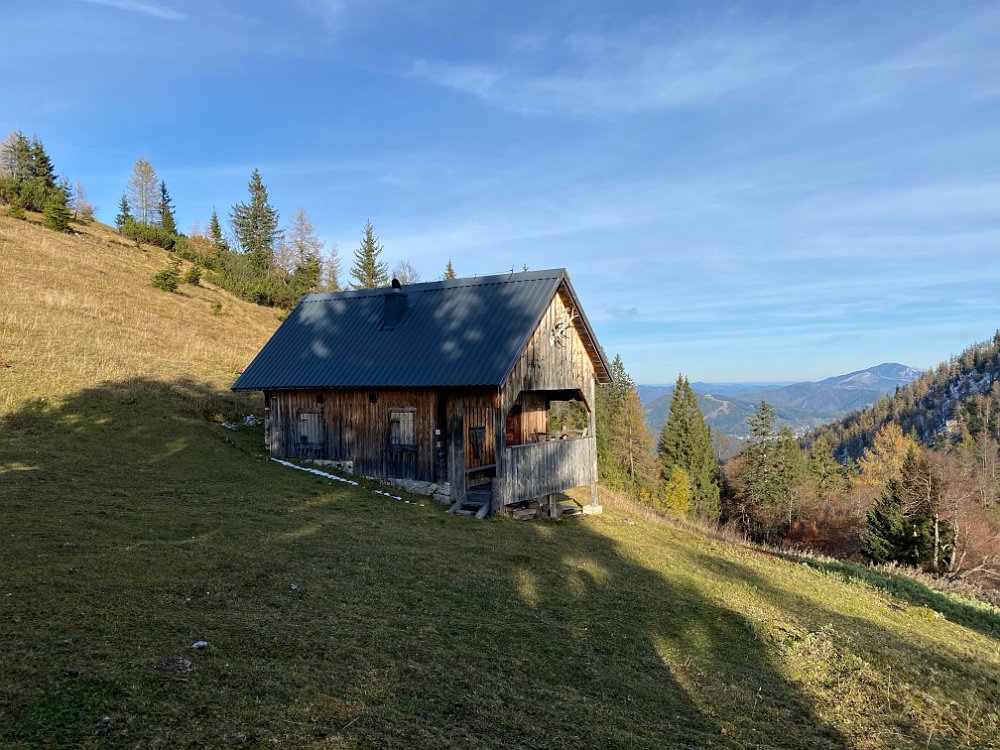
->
xmin=123 ymin=220 xmax=175 ymax=250
xmin=19 ymin=179 xmax=51 ymax=213
xmin=210 ymin=300 xmax=223 ymax=315
xmin=151 ymin=259 xmax=181 ymax=292
xmin=7 ymin=194 xmax=25 ymax=220
xmin=183 ymin=266 xmax=202 ymax=286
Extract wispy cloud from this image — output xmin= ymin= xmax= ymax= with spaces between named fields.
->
xmin=77 ymin=0 xmax=186 ymax=21
xmin=410 ymin=25 xmax=795 ymax=115
xmin=408 ymin=5 xmax=999 ymax=118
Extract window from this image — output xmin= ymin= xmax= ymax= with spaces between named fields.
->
xmin=389 ymin=407 xmax=416 ymax=451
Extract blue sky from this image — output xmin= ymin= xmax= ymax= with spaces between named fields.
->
xmin=3 ymin=1 xmax=999 ymax=383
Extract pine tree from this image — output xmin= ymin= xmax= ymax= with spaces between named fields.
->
xmin=42 ymin=189 xmax=71 ymax=232
xmin=231 ymin=169 xmax=280 ymax=275
xmin=657 ymin=375 xmax=720 ymax=520
xmin=443 ymin=259 xmax=456 ymax=280
xmin=115 ymin=193 xmax=133 ymax=231
xmin=158 ymin=180 xmax=177 ymax=234
xmin=127 ymin=157 xmax=159 ymax=224
xmin=350 ymin=220 xmax=389 ymax=289
xmin=208 ymin=208 xmax=229 ymax=252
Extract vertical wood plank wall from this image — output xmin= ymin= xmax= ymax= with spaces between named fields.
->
xmin=268 ymin=388 xmax=438 ymax=481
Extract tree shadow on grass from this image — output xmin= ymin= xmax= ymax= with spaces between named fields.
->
xmin=1 ymin=378 xmax=850 ymax=749
xmin=779 ymin=555 xmax=1000 ymax=639
xmin=678 ymin=548 xmax=1000 ymax=747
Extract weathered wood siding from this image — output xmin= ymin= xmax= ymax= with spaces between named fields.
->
xmin=462 ymin=391 xmax=498 ymax=469
xmin=268 ymin=388 xmax=437 ymax=481
xmin=495 ymin=284 xmax=599 ymax=511
xmin=500 ymin=286 xmax=596 ymax=414
xmin=503 ymin=437 xmax=597 ymax=501
xmin=516 ymin=391 xmax=548 ymax=443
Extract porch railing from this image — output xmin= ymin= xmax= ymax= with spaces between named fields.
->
xmin=500 ymin=436 xmax=597 ymax=505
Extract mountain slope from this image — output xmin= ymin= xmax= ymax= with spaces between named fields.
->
xmin=2 ymin=213 xmax=999 ymax=748
xmin=814 ymin=337 xmax=1000 ymax=460
xmin=643 ymin=363 xmax=921 ymax=439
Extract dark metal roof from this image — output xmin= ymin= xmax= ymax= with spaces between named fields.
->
xmin=232 ymin=268 xmax=610 ymax=391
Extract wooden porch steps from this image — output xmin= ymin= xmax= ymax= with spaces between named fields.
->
xmin=446 ymin=490 xmax=491 ymax=519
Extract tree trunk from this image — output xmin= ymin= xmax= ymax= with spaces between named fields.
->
xmin=933 ymin=514 xmax=940 ymax=572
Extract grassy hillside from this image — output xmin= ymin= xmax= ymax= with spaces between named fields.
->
xmin=2 ymin=213 xmax=1000 ymax=749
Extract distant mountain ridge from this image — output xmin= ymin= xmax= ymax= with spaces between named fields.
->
xmin=641 ymin=363 xmax=921 ymax=440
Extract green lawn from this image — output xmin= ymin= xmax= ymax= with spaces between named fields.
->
xmin=2 ymin=377 xmax=999 ymax=749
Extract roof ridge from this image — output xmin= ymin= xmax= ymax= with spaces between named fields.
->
xmin=301 ymin=268 xmax=566 ymax=303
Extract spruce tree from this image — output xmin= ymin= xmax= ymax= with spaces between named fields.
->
xmin=350 ymin=220 xmax=389 ymax=289
xmin=158 ymin=180 xmax=177 ymax=234
xmin=443 ymin=259 xmax=456 ymax=280
xmin=28 ymin=137 xmax=55 ymax=187
xmin=657 ymin=375 xmax=719 ymax=520
xmin=42 ymin=189 xmax=71 ymax=232
xmin=808 ymin=436 xmax=841 ymax=494
xmin=115 ymin=193 xmax=133 ymax=231
xmin=231 ymin=169 xmax=280 ymax=275
xmin=208 ymin=208 xmax=229 ymax=252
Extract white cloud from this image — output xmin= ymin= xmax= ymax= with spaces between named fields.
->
xmin=77 ymin=0 xmax=186 ymax=21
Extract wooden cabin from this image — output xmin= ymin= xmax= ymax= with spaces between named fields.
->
xmin=232 ymin=269 xmax=612 ymax=516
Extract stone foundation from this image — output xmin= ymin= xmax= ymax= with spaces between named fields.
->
xmin=381 ymin=478 xmax=452 ymax=505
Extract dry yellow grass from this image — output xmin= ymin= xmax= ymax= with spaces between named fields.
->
xmin=0 ymin=211 xmax=279 ymax=412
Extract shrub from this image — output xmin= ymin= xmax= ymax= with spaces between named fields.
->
xmin=183 ymin=266 xmax=202 ymax=286
xmin=151 ymin=259 xmax=181 ymax=292
xmin=210 ymin=300 xmax=223 ymax=315
xmin=7 ymin=194 xmax=25 ymax=220
xmin=42 ymin=193 xmax=72 ymax=232
xmin=122 ymin=220 xmax=175 ymax=250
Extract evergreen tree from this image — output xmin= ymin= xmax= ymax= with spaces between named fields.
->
xmin=350 ymin=220 xmax=389 ymax=289
xmin=231 ymin=168 xmax=280 ymax=275
xmin=443 ymin=259 xmax=456 ymax=280
xmin=736 ymin=402 xmax=782 ymax=536
xmin=207 ymin=208 xmax=229 ymax=252
xmin=862 ymin=448 xmax=953 ymax=571
xmin=127 ymin=157 xmax=159 ymax=224
xmin=808 ymin=436 xmax=841 ymax=494
xmin=658 ymin=466 xmax=693 ymax=517
xmin=28 ymin=137 xmax=55 ymax=187
xmin=7 ymin=193 xmax=25 ymax=220
xmin=42 ymin=189 xmax=71 ymax=232
xmin=115 ymin=193 xmax=133 ymax=231
xmin=158 ymin=180 xmax=177 ymax=234
xmin=657 ymin=374 xmax=719 ymax=520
